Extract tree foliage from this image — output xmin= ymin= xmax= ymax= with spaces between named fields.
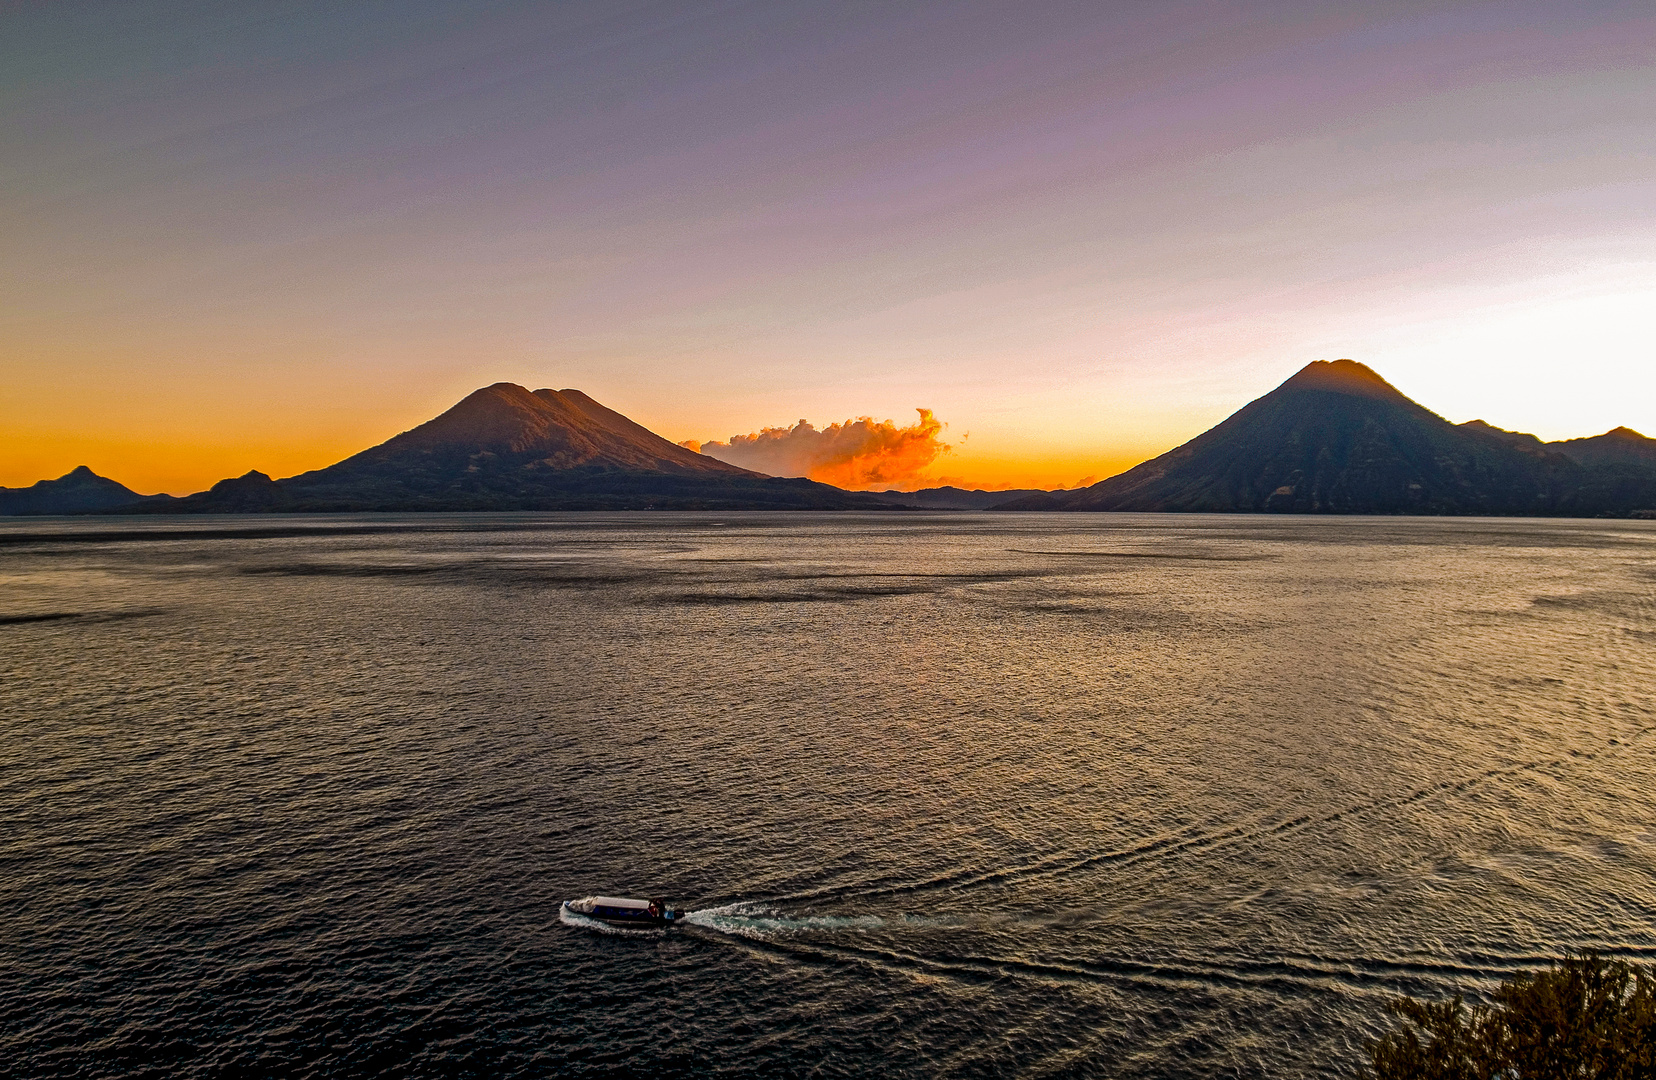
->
xmin=1368 ymin=954 xmax=1656 ymax=1079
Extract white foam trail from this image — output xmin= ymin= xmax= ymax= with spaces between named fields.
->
xmin=559 ymin=898 xmax=899 ymax=941
xmin=680 ymin=902 xmax=886 ymax=940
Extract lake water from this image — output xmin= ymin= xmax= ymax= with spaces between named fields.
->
xmin=3 ymin=513 xmax=1654 ymax=1078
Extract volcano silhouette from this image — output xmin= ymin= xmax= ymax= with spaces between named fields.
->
xmin=1002 ymin=360 xmax=1656 ymax=515
xmin=0 ymin=465 xmax=167 ymax=514
xmin=16 ymin=368 xmax=1656 ymax=518
xmin=153 ymin=383 xmax=890 ymax=512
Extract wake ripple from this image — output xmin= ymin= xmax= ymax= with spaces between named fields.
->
xmin=558 ymin=900 xmax=887 ymax=941
xmin=682 ymin=902 xmax=886 ymax=939
xmin=806 ymin=756 xmax=1575 ymax=905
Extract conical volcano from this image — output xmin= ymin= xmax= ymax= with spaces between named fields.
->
xmin=0 ymin=465 xmax=165 ymax=514
xmin=315 ymin=382 xmax=753 ymax=477
xmin=150 ymin=383 xmax=891 ymax=512
xmin=1020 ymin=360 xmax=1656 ymax=515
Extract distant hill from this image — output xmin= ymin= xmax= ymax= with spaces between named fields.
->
xmin=1549 ymin=426 xmax=1656 ymax=469
xmin=867 ymin=486 xmax=1054 ymax=510
xmin=1455 ymin=419 xmax=1547 ymax=453
xmin=0 ymin=466 xmax=169 ymax=515
xmin=131 ymin=383 xmax=896 ymax=512
xmin=998 ymin=360 xmax=1656 ymax=516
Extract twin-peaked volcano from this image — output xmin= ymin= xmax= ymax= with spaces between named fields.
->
xmin=151 ymin=383 xmax=889 ymax=512
xmin=344 ymin=383 xmax=751 ymax=474
xmin=1002 ymin=360 xmax=1656 ymax=515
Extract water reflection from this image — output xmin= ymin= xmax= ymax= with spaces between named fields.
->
xmin=1 ymin=513 xmax=1653 ymax=1077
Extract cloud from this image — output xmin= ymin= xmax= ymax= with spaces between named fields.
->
xmin=685 ymin=409 xmax=950 ymax=490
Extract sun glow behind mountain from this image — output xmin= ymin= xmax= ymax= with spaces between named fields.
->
xmin=1356 ymin=269 xmax=1656 ymax=441
xmin=2 ymin=2 xmax=1652 ymax=492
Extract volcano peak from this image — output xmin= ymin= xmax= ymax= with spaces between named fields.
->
xmin=1277 ymin=359 xmax=1407 ymax=402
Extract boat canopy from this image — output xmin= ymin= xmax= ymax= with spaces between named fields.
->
xmin=592 ymin=896 xmax=651 ymax=909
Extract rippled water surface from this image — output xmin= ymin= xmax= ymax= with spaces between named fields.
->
xmin=3 ymin=513 xmax=1655 ymax=1078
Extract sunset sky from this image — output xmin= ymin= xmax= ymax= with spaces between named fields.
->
xmin=4 ymin=0 xmax=1653 ymax=494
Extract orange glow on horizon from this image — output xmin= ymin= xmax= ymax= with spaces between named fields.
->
xmin=0 ymin=432 xmax=373 ymax=499
xmin=2 ymin=394 xmax=1158 ymax=498
xmin=682 ymin=408 xmax=1153 ymax=493
xmin=908 ymin=453 xmax=1142 ymax=494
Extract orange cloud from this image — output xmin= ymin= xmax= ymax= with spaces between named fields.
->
xmin=686 ymin=409 xmax=950 ymax=490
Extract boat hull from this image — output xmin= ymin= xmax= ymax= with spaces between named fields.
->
xmin=564 ymin=901 xmax=683 ymax=929
xmin=589 ymin=914 xmax=678 ymax=928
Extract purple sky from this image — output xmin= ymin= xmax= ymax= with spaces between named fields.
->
xmin=4 ymin=0 xmax=1653 ymax=491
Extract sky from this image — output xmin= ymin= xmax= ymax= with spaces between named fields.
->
xmin=3 ymin=0 xmax=1653 ymax=494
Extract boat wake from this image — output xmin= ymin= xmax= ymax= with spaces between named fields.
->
xmin=558 ymin=898 xmax=889 ymax=940
xmin=681 ymin=902 xmax=886 ymax=940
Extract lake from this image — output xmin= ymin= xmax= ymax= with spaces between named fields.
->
xmin=3 ymin=513 xmax=1654 ymax=1077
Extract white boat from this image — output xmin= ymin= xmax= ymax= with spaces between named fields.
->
xmin=564 ymin=895 xmax=684 ymax=928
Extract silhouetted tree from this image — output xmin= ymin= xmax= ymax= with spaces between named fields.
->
xmin=1367 ymin=954 xmax=1656 ymax=1079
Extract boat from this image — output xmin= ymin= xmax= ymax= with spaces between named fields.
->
xmin=564 ymin=895 xmax=686 ymax=928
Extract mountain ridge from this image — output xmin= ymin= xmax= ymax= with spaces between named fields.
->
xmin=996 ymin=360 xmax=1656 ymax=516
xmin=0 ymin=466 xmax=172 ymax=515
xmin=866 ymin=486 xmax=1054 ymax=510
xmin=120 ymin=383 xmax=893 ymax=512
xmin=324 ymin=382 xmax=755 ymax=475
xmin=7 ymin=368 xmax=1656 ymax=517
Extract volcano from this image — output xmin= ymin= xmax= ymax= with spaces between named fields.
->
xmin=148 ymin=383 xmax=891 ymax=512
xmin=0 ymin=466 xmax=168 ymax=515
xmin=1001 ymin=360 xmax=1656 ymax=516
xmin=334 ymin=383 xmax=755 ymax=474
